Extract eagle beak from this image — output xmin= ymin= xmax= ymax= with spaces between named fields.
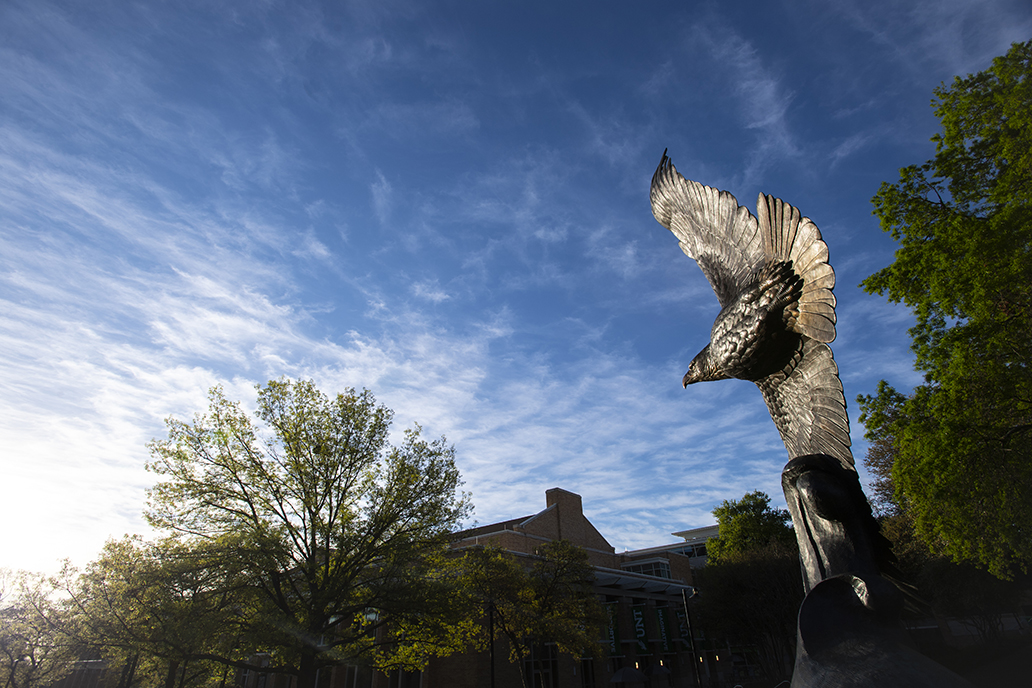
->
xmin=683 ymin=346 xmax=709 ymax=387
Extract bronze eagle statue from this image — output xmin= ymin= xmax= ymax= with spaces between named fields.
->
xmin=649 ymin=154 xmax=977 ymax=685
xmin=650 ymin=151 xmax=853 ymax=469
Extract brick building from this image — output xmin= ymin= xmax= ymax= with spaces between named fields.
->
xmin=414 ymin=487 xmax=701 ymax=688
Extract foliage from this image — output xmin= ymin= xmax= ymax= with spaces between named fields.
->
xmin=145 ymin=379 xmax=472 ymax=688
xmin=861 ymin=418 xmax=903 ymax=517
xmin=706 ymin=491 xmax=795 ymax=563
xmin=693 ymin=541 xmax=803 ymax=681
xmin=0 ymin=570 xmax=74 ymax=688
xmin=858 ymin=41 xmax=1032 ymax=578
xmin=361 ymin=550 xmax=479 ymax=672
xmin=876 ymin=514 xmax=1022 ymax=645
xmin=695 ymin=492 xmax=801 ymax=681
xmin=876 ymin=513 xmax=932 ymax=580
xmin=59 ymin=536 xmax=245 ymax=688
xmin=917 ymin=559 xmax=1020 ymax=645
xmin=461 ymin=541 xmax=604 ymax=688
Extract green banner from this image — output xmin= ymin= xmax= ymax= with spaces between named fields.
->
xmin=675 ymin=608 xmax=689 ymax=643
xmin=654 ymin=607 xmax=671 ymax=653
xmin=605 ymin=602 xmax=621 ymax=657
xmin=631 ymin=604 xmax=648 ymax=652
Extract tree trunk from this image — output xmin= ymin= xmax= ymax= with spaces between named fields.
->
xmin=296 ymin=652 xmax=318 ymax=688
xmin=516 ymin=644 xmax=531 ymax=688
xmin=116 ymin=654 xmax=139 ymax=688
xmin=164 ymin=661 xmax=180 ymax=688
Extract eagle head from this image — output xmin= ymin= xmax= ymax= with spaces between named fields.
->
xmin=682 ymin=345 xmax=727 ymax=387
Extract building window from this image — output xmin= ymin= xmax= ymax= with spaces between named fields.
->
xmin=579 ymin=658 xmax=595 ymax=688
xmin=670 ymin=543 xmax=707 ymax=558
xmin=523 ymin=644 xmax=558 ymax=688
xmin=341 ymin=666 xmax=374 ymax=688
xmin=388 ymin=669 xmax=421 ymax=688
xmin=623 ymin=560 xmax=671 ymax=579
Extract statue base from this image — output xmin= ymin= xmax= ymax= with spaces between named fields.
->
xmin=782 ymin=455 xmax=973 ymax=687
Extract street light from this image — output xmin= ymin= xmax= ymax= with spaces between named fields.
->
xmin=681 ymin=588 xmax=703 ymax=688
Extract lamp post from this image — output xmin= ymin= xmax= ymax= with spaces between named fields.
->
xmin=681 ymin=588 xmax=703 ymax=688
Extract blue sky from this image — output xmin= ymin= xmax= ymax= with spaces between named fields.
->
xmin=2 ymin=0 xmax=1030 ymax=574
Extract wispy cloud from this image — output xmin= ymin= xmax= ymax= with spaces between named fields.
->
xmin=367 ymin=100 xmax=480 ymax=137
xmin=686 ymin=18 xmax=799 ymax=186
xmin=829 ymin=132 xmax=873 ymax=167
xmin=822 ymin=0 xmax=1032 ymax=78
xmin=587 ymin=229 xmax=642 ymax=280
xmin=411 ymin=279 xmax=450 ymax=303
xmin=371 ymin=170 xmax=393 ymax=226
xmin=567 ymin=101 xmax=646 ymax=171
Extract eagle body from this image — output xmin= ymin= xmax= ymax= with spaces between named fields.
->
xmin=687 ymin=260 xmax=803 ymax=385
xmin=650 ymin=152 xmax=853 ymax=468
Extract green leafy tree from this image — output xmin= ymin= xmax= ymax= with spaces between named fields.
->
xmin=59 ymin=536 xmax=245 ymax=688
xmin=858 ymin=40 xmax=1032 ymax=578
xmin=693 ymin=541 xmax=802 ymax=681
xmin=145 ymin=379 xmax=472 ymax=688
xmin=861 ymin=416 xmax=904 ymax=517
xmin=859 ymin=423 xmax=1023 ymax=647
xmin=706 ymin=490 xmax=795 ymax=563
xmin=0 ymin=570 xmax=74 ymax=688
xmin=694 ymin=492 xmax=801 ymax=680
xmin=916 ymin=559 xmax=1020 ymax=645
xmin=461 ymin=541 xmax=604 ymax=688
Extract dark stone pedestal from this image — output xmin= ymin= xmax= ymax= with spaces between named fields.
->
xmin=783 ymin=455 xmax=973 ymax=687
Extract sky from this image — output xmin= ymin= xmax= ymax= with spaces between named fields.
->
xmin=2 ymin=0 xmax=1030 ymax=575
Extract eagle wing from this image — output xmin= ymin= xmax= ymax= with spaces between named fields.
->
xmin=651 ymin=151 xmax=851 ymax=468
xmin=650 ymin=153 xmax=838 ymax=343
xmin=650 ymin=152 xmax=764 ymax=308
xmin=755 ymin=193 xmax=838 ymax=343
xmin=756 ymin=338 xmax=853 ymax=467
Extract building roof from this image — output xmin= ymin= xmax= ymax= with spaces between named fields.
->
xmin=455 ymin=515 xmax=535 ymax=540
xmin=671 ymin=524 xmax=720 ymax=543
xmin=452 ymin=487 xmax=702 ymax=594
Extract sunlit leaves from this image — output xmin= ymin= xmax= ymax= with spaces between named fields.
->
xmin=144 ymin=379 xmax=472 ymax=686
xmin=705 ymin=490 xmax=794 ymax=564
xmin=859 ymin=41 xmax=1032 ymax=579
xmin=0 ymin=570 xmax=74 ymax=688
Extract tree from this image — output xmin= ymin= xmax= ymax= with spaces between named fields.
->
xmin=705 ymin=490 xmax=795 ymax=563
xmin=461 ymin=541 xmax=604 ymax=688
xmin=0 ymin=570 xmax=74 ymax=688
xmin=59 ymin=536 xmax=246 ymax=688
xmin=858 ymin=40 xmax=1032 ymax=578
xmin=694 ymin=492 xmax=801 ymax=681
xmin=145 ymin=379 xmax=472 ymax=688
xmin=861 ymin=413 xmax=904 ymax=517
xmin=693 ymin=541 xmax=802 ymax=681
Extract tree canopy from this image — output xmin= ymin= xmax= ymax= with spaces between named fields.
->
xmin=460 ymin=540 xmax=604 ymax=688
xmin=145 ymin=379 xmax=473 ymax=688
xmin=694 ymin=491 xmax=801 ymax=681
xmin=58 ymin=536 xmax=245 ymax=688
xmin=0 ymin=570 xmax=74 ymax=688
xmin=705 ymin=490 xmax=795 ymax=563
xmin=858 ymin=41 xmax=1032 ymax=579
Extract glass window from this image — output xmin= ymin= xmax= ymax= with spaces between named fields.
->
xmin=624 ymin=560 xmax=671 ymax=578
xmin=580 ymin=658 xmax=595 ymax=688
xmin=523 ymin=644 xmax=558 ymax=688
